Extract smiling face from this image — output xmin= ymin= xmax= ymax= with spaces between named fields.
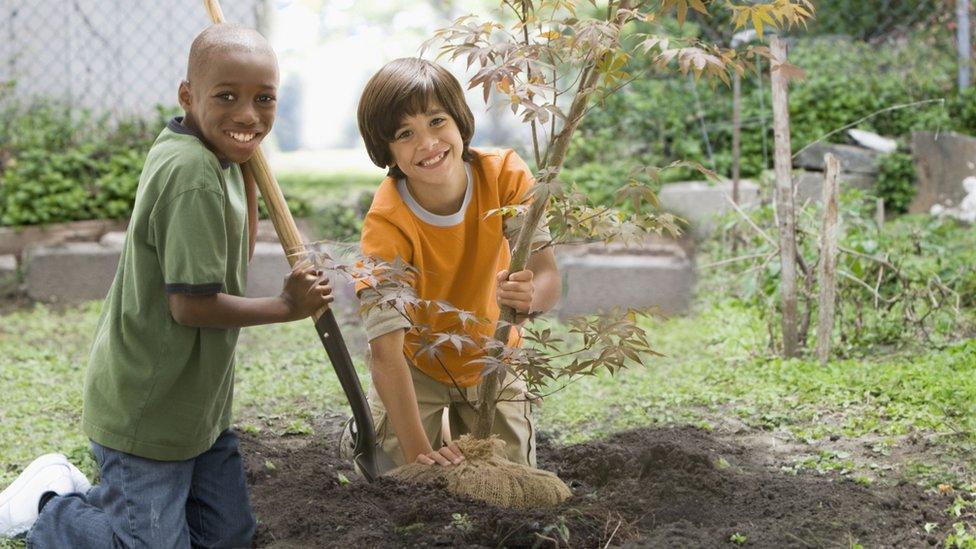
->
xmin=178 ymin=48 xmax=278 ymax=164
xmin=388 ymin=103 xmax=467 ymax=191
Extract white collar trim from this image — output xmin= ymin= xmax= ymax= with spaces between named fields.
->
xmin=396 ymin=163 xmax=473 ymax=227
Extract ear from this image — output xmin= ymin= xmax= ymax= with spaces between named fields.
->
xmin=177 ymin=80 xmax=192 ymax=112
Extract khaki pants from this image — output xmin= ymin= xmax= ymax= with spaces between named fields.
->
xmin=367 ymin=366 xmax=536 ymax=475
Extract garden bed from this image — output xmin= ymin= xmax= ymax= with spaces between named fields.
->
xmin=243 ymin=415 xmax=949 ymax=548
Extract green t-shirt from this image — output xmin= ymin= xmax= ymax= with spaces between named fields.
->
xmin=82 ymin=118 xmax=248 ymax=461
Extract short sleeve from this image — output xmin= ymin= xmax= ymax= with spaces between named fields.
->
xmin=499 ymin=149 xmax=534 ymax=207
xmin=356 ymin=212 xmax=413 ymax=341
xmin=150 ymin=188 xmax=228 ymax=295
xmin=498 ymin=150 xmax=552 ymax=248
xmin=356 ymin=211 xmax=414 ymax=294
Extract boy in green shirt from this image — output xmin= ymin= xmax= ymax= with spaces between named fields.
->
xmin=0 ymin=24 xmax=331 ymax=546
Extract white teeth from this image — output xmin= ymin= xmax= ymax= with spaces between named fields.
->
xmin=419 ymin=151 xmax=446 ymax=167
xmin=228 ymin=132 xmax=255 ymax=143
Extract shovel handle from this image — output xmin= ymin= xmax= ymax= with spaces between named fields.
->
xmin=202 ymin=0 xmax=378 ymax=481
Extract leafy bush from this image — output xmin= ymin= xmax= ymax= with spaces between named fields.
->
xmin=0 ymin=101 xmax=309 ymax=227
xmin=702 ymin=191 xmax=976 ymax=355
xmin=568 ymin=32 xmax=961 ymax=193
xmin=558 ymin=162 xmax=644 ymax=209
xmin=875 ymin=151 xmax=917 ymax=214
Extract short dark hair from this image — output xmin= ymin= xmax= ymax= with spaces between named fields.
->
xmin=357 ymin=58 xmax=475 ymax=178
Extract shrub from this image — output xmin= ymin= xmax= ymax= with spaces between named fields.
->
xmin=0 ymin=101 xmax=309 ymax=227
xmin=875 ymin=151 xmax=917 ymax=215
xmin=567 ymin=32 xmax=960 ymax=197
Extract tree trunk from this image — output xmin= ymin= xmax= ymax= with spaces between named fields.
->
xmin=816 ymin=154 xmax=840 ymax=364
xmin=958 ymin=0 xmax=972 ymax=90
xmin=731 ymin=70 xmax=742 ymax=252
xmin=770 ymin=35 xmax=799 ymax=358
xmin=472 ymin=70 xmax=599 ymax=439
xmin=731 ymin=70 xmax=742 ymax=205
xmin=473 ymin=0 xmax=631 ymax=439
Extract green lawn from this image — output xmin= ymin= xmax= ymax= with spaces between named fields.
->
xmin=1 ymin=294 xmax=974 ymax=546
xmin=3 ymin=297 xmax=974 ymax=486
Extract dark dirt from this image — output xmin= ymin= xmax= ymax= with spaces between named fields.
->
xmin=242 ymin=415 xmax=952 ymax=548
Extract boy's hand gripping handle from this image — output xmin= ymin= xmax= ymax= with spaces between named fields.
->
xmin=203 ymin=0 xmax=379 ymax=482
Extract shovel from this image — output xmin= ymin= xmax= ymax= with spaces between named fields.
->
xmin=201 ymin=0 xmax=378 ymax=481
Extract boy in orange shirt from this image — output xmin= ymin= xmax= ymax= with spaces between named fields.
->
xmin=351 ymin=58 xmax=561 ymax=473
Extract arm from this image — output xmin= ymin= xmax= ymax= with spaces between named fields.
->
xmin=369 ymin=329 xmax=463 ymax=466
xmin=241 ymin=163 xmax=259 ymax=262
xmin=169 ymin=263 xmax=332 ymax=329
xmin=496 ymin=246 xmax=561 ymax=322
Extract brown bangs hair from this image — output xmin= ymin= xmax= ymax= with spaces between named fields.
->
xmin=357 ymin=58 xmax=475 ymax=178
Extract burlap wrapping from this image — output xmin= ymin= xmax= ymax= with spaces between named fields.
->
xmin=387 ymin=435 xmax=572 ymax=509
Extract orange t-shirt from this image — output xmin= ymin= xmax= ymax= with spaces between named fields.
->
xmin=358 ymin=148 xmax=532 ymax=387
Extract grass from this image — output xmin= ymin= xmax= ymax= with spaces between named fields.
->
xmin=0 ymin=269 xmax=974 ymax=546
xmin=2 ymin=298 xmax=974 ymax=486
xmin=277 ymin=171 xmax=377 ymax=207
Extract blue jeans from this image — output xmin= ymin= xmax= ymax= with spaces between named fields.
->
xmin=27 ymin=429 xmax=255 ymax=549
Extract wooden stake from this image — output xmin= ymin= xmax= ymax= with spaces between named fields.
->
xmin=816 ymin=154 xmax=840 ymax=364
xmin=732 ymin=70 xmax=742 ymax=206
xmin=770 ymin=35 xmax=799 ymax=358
xmin=731 ymin=70 xmax=742 ymax=252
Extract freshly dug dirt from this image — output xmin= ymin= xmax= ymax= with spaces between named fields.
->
xmin=242 ymin=415 xmax=950 ymax=548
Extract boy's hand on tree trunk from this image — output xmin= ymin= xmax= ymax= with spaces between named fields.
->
xmin=496 ymin=269 xmax=535 ymax=319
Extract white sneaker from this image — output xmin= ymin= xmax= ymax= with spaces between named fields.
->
xmin=0 ymin=454 xmax=75 ymax=537
xmin=66 ymin=462 xmax=92 ymax=495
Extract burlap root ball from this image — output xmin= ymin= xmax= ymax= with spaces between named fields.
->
xmin=387 ymin=435 xmax=572 ymax=509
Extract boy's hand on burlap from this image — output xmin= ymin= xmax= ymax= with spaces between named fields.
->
xmin=496 ymin=269 xmax=534 ymax=315
xmin=280 ymin=262 xmax=333 ymax=320
xmin=414 ymin=441 xmax=465 ymax=467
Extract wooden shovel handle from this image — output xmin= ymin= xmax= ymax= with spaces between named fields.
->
xmin=203 ymin=0 xmax=323 ymax=319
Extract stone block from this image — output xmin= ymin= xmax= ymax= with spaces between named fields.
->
xmin=25 ymin=243 xmax=120 ymax=303
xmin=0 ymin=219 xmax=127 ymax=257
xmin=909 ymin=131 xmax=976 ymax=214
xmin=255 ymin=218 xmax=314 ymax=243
xmin=99 ymin=231 xmax=126 ymax=249
xmin=793 ymin=170 xmax=875 ymax=204
xmin=245 ymin=242 xmax=357 ymax=309
xmin=794 ymin=143 xmax=881 ymax=175
xmin=556 ymin=243 xmax=694 ymax=317
xmin=658 ymin=180 xmax=760 ymax=238
xmin=0 ymin=254 xmax=19 ymax=297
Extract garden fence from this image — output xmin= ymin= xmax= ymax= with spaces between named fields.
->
xmin=0 ymin=0 xmax=267 ymax=120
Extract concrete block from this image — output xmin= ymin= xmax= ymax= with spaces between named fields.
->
xmin=25 ymin=243 xmax=120 ymax=303
xmin=0 ymin=219 xmax=126 ymax=257
xmin=793 ymin=170 xmax=875 ymax=204
xmin=658 ymin=180 xmax=760 ymax=238
xmin=794 ymin=143 xmax=881 ymax=175
xmin=556 ymin=244 xmax=695 ymax=317
xmin=245 ymin=242 xmax=358 ymax=309
xmin=0 ymin=254 xmax=19 ymax=297
xmin=909 ymin=131 xmax=976 ymax=214
xmin=99 ymin=231 xmax=126 ymax=249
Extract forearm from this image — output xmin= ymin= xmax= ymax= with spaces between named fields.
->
xmin=168 ymin=293 xmax=297 ymax=329
xmin=530 ymin=267 xmax=561 ymax=313
xmin=527 ymin=247 xmax=561 ymax=314
xmin=370 ymin=339 xmax=433 ymax=462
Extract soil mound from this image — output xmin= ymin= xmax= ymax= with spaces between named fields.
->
xmin=242 ymin=417 xmax=947 ymax=547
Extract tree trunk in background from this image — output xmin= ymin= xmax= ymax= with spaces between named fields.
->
xmin=958 ymin=0 xmax=972 ymax=90
xmin=816 ymin=154 xmax=841 ymax=364
xmin=731 ymin=70 xmax=742 ymax=252
xmin=770 ymin=36 xmax=799 ymax=358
